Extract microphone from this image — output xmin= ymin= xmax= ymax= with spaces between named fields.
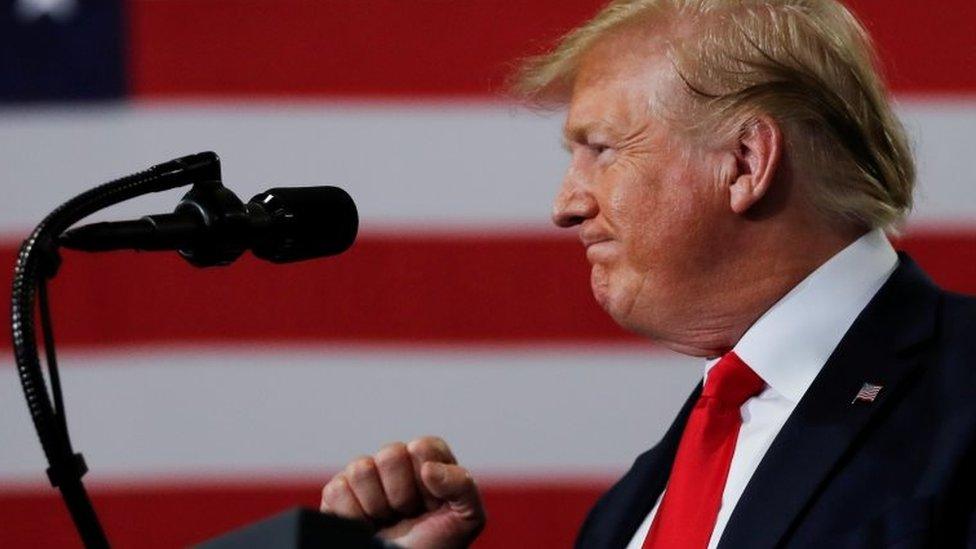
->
xmin=59 ymin=184 xmax=358 ymax=267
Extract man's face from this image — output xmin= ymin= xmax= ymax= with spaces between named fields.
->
xmin=553 ymin=34 xmax=739 ymax=354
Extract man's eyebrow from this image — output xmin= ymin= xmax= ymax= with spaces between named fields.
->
xmin=563 ymin=123 xmax=592 ymax=144
xmin=562 ymin=121 xmax=618 ymax=144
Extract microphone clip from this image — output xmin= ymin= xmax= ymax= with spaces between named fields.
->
xmin=167 ymin=180 xmax=251 ymax=267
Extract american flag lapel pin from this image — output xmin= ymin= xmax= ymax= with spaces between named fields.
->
xmin=852 ymin=383 xmax=883 ymax=404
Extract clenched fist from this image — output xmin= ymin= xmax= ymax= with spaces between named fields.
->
xmin=320 ymin=436 xmax=485 ymax=548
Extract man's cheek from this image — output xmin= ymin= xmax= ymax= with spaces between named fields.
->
xmin=622 ymin=238 xmax=656 ymax=272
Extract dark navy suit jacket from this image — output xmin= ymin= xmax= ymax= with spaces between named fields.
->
xmin=576 ymin=255 xmax=976 ymax=548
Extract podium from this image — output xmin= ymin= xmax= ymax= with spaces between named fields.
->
xmin=197 ymin=507 xmax=395 ymax=548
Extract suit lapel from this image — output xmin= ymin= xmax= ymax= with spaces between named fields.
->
xmin=717 ymin=255 xmax=940 ymax=549
xmin=585 ymin=383 xmax=702 ymax=549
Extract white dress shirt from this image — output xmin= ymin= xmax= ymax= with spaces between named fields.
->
xmin=626 ymin=229 xmax=899 ymax=549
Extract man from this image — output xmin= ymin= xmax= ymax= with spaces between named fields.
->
xmin=319 ymin=1 xmax=976 ymax=547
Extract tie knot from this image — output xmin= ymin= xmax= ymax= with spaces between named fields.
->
xmin=701 ymin=351 xmax=765 ymax=408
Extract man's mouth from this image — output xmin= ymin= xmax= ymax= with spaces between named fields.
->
xmin=585 ymin=239 xmax=617 ymax=262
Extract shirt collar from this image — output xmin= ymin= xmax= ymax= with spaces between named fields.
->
xmin=705 ymin=228 xmax=898 ymax=403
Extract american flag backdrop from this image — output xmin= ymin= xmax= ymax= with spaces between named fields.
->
xmin=1 ymin=0 xmax=974 ymax=546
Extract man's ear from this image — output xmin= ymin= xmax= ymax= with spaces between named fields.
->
xmin=729 ymin=115 xmax=782 ymax=215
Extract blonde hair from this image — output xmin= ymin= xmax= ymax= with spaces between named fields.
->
xmin=514 ymin=0 xmax=915 ymax=230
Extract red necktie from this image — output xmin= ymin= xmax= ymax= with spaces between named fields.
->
xmin=642 ymin=351 xmax=765 ymax=549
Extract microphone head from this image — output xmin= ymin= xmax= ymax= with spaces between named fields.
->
xmin=248 ymin=186 xmax=358 ymax=263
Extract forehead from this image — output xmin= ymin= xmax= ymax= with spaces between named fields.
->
xmin=564 ymin=29 xmax=678 ymax=140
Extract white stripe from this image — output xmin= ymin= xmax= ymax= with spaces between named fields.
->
xmin=0 ymin=346 xmax=701 ymax=483
xmin=1 ymin=99 xmax=974 ymax=234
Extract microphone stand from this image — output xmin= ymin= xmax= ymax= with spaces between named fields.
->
xmin=13 ymin=152 xmax=373 ymax=548
xmin=10 ymin=152 xmax=223 ymax=548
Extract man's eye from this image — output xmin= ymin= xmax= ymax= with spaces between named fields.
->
xmin=590 ymin=143 xmax=610 ymax=155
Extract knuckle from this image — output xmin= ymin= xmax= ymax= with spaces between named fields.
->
xmin=409 ymin=435 xmax=448 ymax=455
xmin=321 ymin=476 xmax=345 ymax=503
xmin=428 ymin=435 xmax=449 ymax=451
xmin=405 ymin=437 xmax=425 ymax=454
xmin=347 ymin=457 xmax=376 ymax=480
xmin=376 ymin=442 xmax=409 ymax=464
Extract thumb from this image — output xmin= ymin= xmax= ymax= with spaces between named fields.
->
xmin=421 ymin=462 xmax=485 ymax=522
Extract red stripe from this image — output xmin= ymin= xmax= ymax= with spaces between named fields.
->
xmin=129 ymin=1 xmax=602 ymax=99
xmin=846 ymin=0 xmax=976 ymax=95
xmin=0 ymin=481 xmax=605 ymax=548
xmin=1 ymin=232 xmax=631 ymax=352
xmin=0 ymin=231 xmax=973 ymax=353
xmin=895 ymin=230 xmax=976 ymax=291
xmin=129 ymin=0 xmax=976 ymax=98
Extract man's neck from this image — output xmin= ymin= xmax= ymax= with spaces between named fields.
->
xmin=671 ymin=223 xmax=866 ymax=358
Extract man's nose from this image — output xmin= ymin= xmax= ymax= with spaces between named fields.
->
xmin=552 ymin=174 xmax=598 ymax=228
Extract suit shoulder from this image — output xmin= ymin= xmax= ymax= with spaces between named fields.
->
xmin=922 ymin=290 xmax=976 ymax=406
xmin=942 ymin=290 xmax=976 ymax=321
xmin=938 ymin=290 xmax=976 ymax=354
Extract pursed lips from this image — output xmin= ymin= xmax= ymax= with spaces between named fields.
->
xmin=580 ymin=229 xmax=613 ymax=248
xmin=581 ymin=236 xmax=612 ymax=247
xmin=580 ymin=232 xmax=616 ymax=262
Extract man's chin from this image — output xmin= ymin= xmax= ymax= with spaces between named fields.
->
xmin=590 ymin=282 xmax=635 ymax=331
xmin=589 ymin=267 xmax=612 ymax=310
xmin=590 ymin=266 xmax=642 ymax=326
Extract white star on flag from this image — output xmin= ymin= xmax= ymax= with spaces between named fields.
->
xmin=14 ymin=0 xmax=77 ymax=22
